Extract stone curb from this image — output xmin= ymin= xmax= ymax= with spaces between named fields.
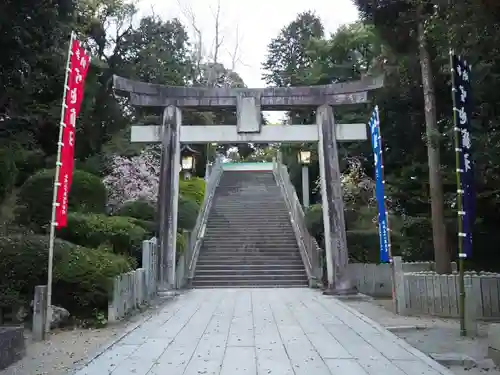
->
xmin=67 ymin=292 xmax=181 ymax=374
xmin=429 ymin=353 xmax=477 ymax=368
xmin=326 ymin=292 xmax=456 ymax=375
xmin=386 ymin=325 xmax=428 ymax=333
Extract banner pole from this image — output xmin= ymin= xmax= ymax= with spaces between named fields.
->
xmin=45 ymin=31 xmax=75 ymax=334
xmin=374 ymin=106 xmax=396 ymax=310
xmin=450 ymin=49 xmax=467 ymax=337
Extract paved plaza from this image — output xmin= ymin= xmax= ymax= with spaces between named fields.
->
xmin=72 ymin=288 xmax=454 ymax=375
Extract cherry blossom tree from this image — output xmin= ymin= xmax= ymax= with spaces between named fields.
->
xmin=103 ymin=146 xmax=160 ymax=210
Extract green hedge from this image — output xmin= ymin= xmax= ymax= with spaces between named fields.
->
xmin=127 ymin=218 xmax=157 ymax=237
xmin=0 ymin=148 xmax=17 ymax=203
xmin=116 ymin=200 xmax=156 ymax=222
xmin=304 ymin=204 xmax=324 ymax=242
xmin=346 ymin=229 xmax=381 ymax=263
xmin=59 ymin=213 xmax=147 ymax=257
xmin=13 ymin=149 xmax=45 ymax=186
xmin=176 ymin=232 xmax=186 ymax=261
xmin=179 ymin=178 xmax=205 ymax=206
xmin=15 ymin=169 xmax=107 ymax=231
xmin=0 ymin=235 xmax=132 ymax=316
xmin=178 ymin=196 xmax=199 ymax=231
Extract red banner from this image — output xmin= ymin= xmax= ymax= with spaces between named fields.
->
xmin=55 ymin=36 xmax=90 ymax=228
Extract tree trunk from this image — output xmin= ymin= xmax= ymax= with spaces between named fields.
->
xmin=417 ymin=13 xmax=452 ymax=274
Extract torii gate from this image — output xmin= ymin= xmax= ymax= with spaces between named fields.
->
xmin=113 ymin=75 xmax=383 ymax=295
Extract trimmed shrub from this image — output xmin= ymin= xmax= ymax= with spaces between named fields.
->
xmin=15 ymin=169 xmax=107 ymax=231
xmin=304 ymin=204 xmax=324 ymax=243
xmin=59 ymin=213 xmax=147 ymax=257
xmin=76 ymin=153 xmax=111 ymax=178
xmin=179 ymin=177 xmax=205 ymax=206
xmin=12 ymin=149 xmax=45 ymax=186
xmin=346 ymin=229 xmax=381 ymax=263
xmin=127 ymin=218 xmax=157 ymax=237
xmin=116 ymin=200 xmax=156 ymax=222
xmin=176 ymin=231 xmax=187 ymax=261
xmin=177 ymin=196 xmax=199 ymax=231
xmin=0 ymin=235 xmax=132 ymax=316
xmin=0 ymin=148 xmax=17 ymax=203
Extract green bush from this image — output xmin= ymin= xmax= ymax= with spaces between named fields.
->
xmin=305 ymin=204 xmax=324 ymax=243
xmin=127 ymin=218 xmax=157 ymax=237
xmin=177 ymin=196 xmax=199 ymax=231
xmin=0 ymin=148 xmax=18 ymax=203
xmin=116 ymin=200 xmax=156 ymax=221
xmin=176 ymin=231 xmax=187 ymax=261
xmin=76 ymin=154 xmax=111 ymax=178
xmin=179 ymin=177 xmax=205 ymax=206
xmin=15 ymin=169 xmax=107 ymax=231
xmin=59 ymin=213 xmax=147 ymax=257
xmin=12 ymin=149 xmax=45 ymax=186
xmin=346 ymin=229 xmax=381 ymax=263
xmin=0 ymin=235 xmax=132 ymax=316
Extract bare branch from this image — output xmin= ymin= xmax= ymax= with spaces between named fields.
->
xmin=227 ymin=24 xmax=242 ymax=71
xmin=211 ymin=0 xmax=224 ymax=64
xmin=177 ymin=0 xmax=204 ymax=80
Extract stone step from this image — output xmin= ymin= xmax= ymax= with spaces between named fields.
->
xmin=206 ymin=222 xmax=293 ymax=226
xmin=198 ymin=254 xmax=302 ymax=261
xmin=208 ymin=213 xmax=290 ymax=217
xmin=192 ymin=278 xmax=308 ymax=288
xmin=201 ymin=246 xmax=299 ymax=252
xmin=202 ymin=243 xmax=299 ymax=249
xmin=206 ymin=227 xmax=292 ymax=231
xmin=196 ymin=263 xmax=305 ymax=270
xmin=198 ymin=255 xmax=301 ymax=262
xmin=210 ymin=208 xmax=288 ymax=213
xmin=204 ymin=234 xmax=296 ymax=239
xmin=204 ymin=230 xmax=296 ymax=236
xmin=196 ymin=268 xmax=306 ymax=276
xmin=212 ymin=201 xmax=286 ymax=205
xmin=192 ymin=284 xmax=308 ymax=288
xmin=196 ymin=258 xmax=304 ymax=265
xmin=193 ymin=273 xmax=308 ymax=281
xmin=207 ymin=216 xmax=290 ymax=221
xmin=202 ymin=241 xmax=298 ymax=249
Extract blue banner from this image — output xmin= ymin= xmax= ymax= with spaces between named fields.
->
xmin=452 ymin=55 xmax=475 ymax=258
xmin=368 ymin=106 xmax=391 ymax=263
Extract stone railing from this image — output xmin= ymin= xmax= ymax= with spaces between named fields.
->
xmin=272 ymin=156 xmax=321 ymax=287
xmin=349 ymin=261 xmax=457 ymax=297
xmin=107 ymin=238 xmax=158 ymax=322
xmin=181 ymin=156 xmax=224 ymax=287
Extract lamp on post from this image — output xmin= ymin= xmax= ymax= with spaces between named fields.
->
xmin=298 ymin=150 xmax=311 ymax=208
xmin=181 ymin=145 xmax=198 ymax=180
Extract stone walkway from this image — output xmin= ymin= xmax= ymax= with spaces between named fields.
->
xmin=71 ymin=288 xmax=455 ymax=375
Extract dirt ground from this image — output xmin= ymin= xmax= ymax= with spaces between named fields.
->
xmin=0 ymin=297 xmax=175 ymax=375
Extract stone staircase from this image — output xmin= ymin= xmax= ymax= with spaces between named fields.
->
xmin=192 ymin=170 xmax=308 ymax=288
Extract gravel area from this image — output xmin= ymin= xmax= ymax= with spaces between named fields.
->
xmin=343 ymin=297 xmax=500 ymax=375
xmin=0 ymin=296 xmax=176 ymax=375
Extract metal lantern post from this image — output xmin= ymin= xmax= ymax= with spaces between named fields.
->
xmin=181 ymin=145 xmax=198 ymax=180
xmin=298 ymin=150 xmax=312 ymax=208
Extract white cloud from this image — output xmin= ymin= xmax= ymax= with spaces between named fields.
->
xmin=136 ymin=0 xmax=359 ymax=122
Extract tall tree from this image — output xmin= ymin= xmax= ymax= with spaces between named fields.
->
xmin=354 ymin=0 xmax=451 ymax=273
xmin=262 ymin=11 xmax=324 ymax=87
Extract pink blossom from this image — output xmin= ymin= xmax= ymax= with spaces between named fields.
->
xmin=103 ymin=147 xmax=160 ymax=210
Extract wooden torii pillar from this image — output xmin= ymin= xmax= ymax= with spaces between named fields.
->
xmin=113 ymin=75 xmax=383 ymax=294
